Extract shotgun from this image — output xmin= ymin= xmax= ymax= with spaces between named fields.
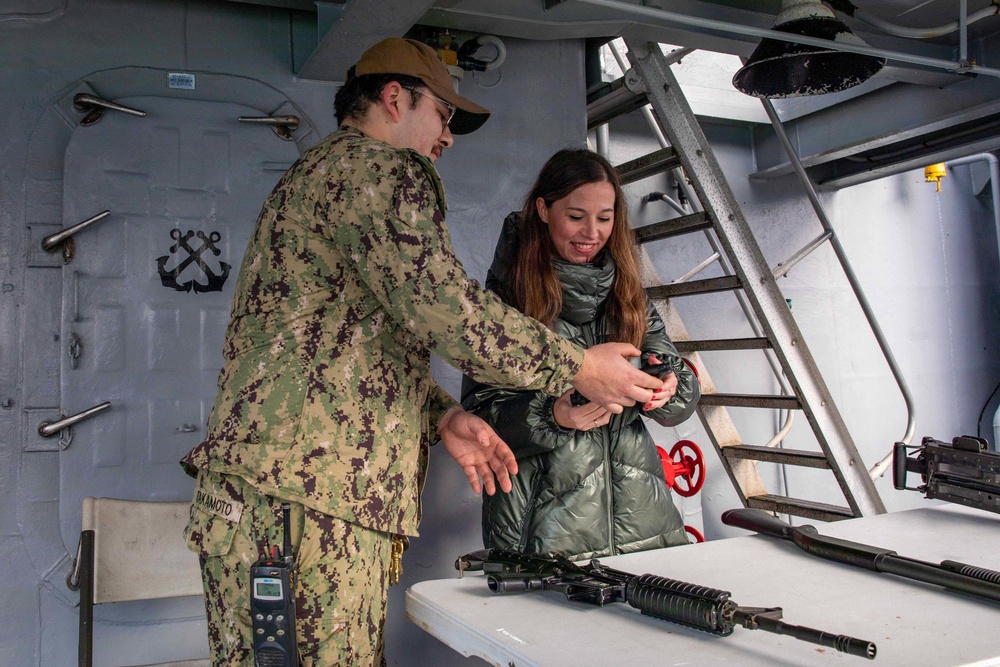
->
xmin=721 ymin=508 xmax=1000 ymax=603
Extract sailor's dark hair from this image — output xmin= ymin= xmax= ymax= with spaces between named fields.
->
xmin=333 ymin=68 xmax=425 ymax=125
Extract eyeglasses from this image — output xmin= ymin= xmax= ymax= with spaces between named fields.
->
xmin=412 ymin=89 xmax=456 ymax=129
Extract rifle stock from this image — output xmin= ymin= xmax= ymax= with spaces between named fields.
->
xmin=721 ymin=508 xmax=1000 ymax=602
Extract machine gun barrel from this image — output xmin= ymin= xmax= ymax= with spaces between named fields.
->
xmin=721 ymin=508 xmax=1000 ymax=603
xmin=457 ymin=549 xmax=876 ymax=659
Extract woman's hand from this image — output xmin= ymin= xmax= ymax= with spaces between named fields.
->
xmin=641 ymin=354 xmax=677 ymax=412
xmin=552 ymin=389 xmax=614 ymax=431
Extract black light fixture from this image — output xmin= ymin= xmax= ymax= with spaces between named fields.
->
xmin=732 ymin=0 xmax=885 ymax=98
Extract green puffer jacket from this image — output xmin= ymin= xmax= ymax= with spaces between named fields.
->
xmin=461 ymin=213 xmax=700 ymax=560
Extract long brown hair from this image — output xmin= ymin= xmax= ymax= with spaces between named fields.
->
xmin=511 ymin=148 xmax=647 ymax=348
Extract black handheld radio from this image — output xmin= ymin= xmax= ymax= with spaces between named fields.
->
xmin=250 ymin=502 xmax=298 ymax=667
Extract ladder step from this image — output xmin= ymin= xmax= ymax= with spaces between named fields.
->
xmin=699 ymin=393 xmax=802 ymax=410
xmin=634 ymin=212 xmax=712 ymax=244
xmin=586 ymin=78 xmax=648 ymax=130
xmin=674 ymin=338 xmax=771 ymax=353
xmin=722 ymin=445 xmax=831 ymax=469
xmin=746 ymin=494 xmax=857 ymax=522
xmin=617 ymin=147 xmax=683 ymax=185
xmin=646 ymin=275 xmax=741 ymax=299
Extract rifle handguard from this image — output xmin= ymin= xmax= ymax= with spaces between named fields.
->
xmin=625 ymin=573 xmax=736 ymax=636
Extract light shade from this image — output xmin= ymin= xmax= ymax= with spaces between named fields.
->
xmin=732 ymin=0 xmax=885 ymax=99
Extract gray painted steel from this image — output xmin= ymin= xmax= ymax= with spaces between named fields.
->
xmin=2 ymin=2 xmax=999 ymax=665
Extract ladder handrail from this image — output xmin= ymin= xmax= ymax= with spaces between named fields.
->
xmin=758 ymin=97 xmax=917 ymax=478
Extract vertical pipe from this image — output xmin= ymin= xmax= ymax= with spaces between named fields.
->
xmin=960 ymin=0 xmax=969 ymax=63
xmin=595 ymin=123 xmax=610 ymax=159
xmin=945 ymin=154 xmax=1000 ymax=273
xmin=994 ymin=406 xmax=1000 ymax=451
xmin=944 ymin=153 xmax=1000 ymax=449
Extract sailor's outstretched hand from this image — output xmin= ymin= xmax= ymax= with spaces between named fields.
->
xmin=438 ymin=406 xmax=518 ymax=495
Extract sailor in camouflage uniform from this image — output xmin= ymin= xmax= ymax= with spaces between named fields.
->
xmin=180 ymin=37 xmax=667 ymax=666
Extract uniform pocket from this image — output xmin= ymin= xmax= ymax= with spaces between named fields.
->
xmin=184 ymin=471 xmax=243 ymax=558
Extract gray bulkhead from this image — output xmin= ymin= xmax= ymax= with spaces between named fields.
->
xmin=1 ymin=1 xmax=998 ymax=666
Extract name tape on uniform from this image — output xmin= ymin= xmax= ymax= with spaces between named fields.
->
xmin=195 ymin=489 xmax=243 ymax=523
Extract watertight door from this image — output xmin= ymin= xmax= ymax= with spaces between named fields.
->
xmin=58 ymin=95 xmax=300 ymax=545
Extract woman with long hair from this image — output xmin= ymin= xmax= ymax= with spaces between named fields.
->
xmin=462 ymin=148 xmax=700 ymax=559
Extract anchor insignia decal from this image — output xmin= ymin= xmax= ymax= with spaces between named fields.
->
xmin=156 ymin=228 xmax=231 ymax=293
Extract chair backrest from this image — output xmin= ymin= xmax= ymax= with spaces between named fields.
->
xmin=82 ymin=496 xmax=203 ymax=604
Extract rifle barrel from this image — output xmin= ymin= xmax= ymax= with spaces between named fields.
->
xmin=735 ymin=609 xmax=876 ymax=659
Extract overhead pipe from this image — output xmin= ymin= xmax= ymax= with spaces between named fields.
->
xmin=836 ymin=1 xmax=999 ymax=40
xmin=574 ymin=0 xmax=1000 ymax=79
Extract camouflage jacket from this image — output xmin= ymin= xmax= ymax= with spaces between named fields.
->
xmin=181 ymin=127 xmax=584 ymax=536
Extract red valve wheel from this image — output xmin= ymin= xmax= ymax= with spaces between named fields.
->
xmin=684 ymin=525 xmax=705 ymax=543
xmin=656 ymin=445 xmax=676 ymax=487
xmin=656 ymin=440 xmax=705 ymax=497
xmin=668 ymin=440 xmax=705 ymax=497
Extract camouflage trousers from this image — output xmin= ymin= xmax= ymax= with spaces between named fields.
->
xmin=184 ymin=469 xmax=393 ymax=666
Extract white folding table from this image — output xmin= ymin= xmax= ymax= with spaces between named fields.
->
xmin=406 ymin=504 xmax=1000 ymax=666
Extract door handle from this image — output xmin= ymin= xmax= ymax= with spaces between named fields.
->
xmin=42 ymin=210 xmax=111 ymax=252
xmin=238 ymin=114 xmax=299 ymax=141
xmin=37 ymin=401 xmax=111 ymax=438
xmin=73 ymin=93 xmax=147 ymax=125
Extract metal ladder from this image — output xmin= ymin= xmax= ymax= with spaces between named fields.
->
xmin=588 ymin=38 xmax=886 ymax=521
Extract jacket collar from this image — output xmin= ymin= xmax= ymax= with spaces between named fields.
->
xmin=488 ymin=213 xmax=615 ymax=325
xmin=553 ymin=252 xmax=615 ymax=325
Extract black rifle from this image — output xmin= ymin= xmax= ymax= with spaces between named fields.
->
xmin=455 ymin=548 xmax=876 ymax=659
xmin=722 ymin=508 xmax=1000 ymax=603
xmin=893 ymin=435 xmax=1000 ymax=515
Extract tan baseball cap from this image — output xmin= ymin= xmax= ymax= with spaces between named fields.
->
xmin=354 ymin=37 xmax=491 ymax=135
